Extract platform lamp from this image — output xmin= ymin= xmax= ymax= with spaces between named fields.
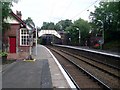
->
xmin=76 ymin=28 xmax=81 ymax=45
xmin=25 ymin=22 xmax=35 ymax=61
xmin=97 ymin=20 xmax=104 ymax=49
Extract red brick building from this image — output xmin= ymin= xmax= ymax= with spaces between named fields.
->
xmin=3 ymin=11 xmax=30 ymax=54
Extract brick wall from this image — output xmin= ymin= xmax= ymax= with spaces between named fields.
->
xmin=4 ymin=24 xmax=20 ymax=44
xmin=4 ymin=24 xmax=29 ymax=53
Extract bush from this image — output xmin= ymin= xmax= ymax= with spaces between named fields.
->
xmin=0 ymin=51 xmax=8 ymax=57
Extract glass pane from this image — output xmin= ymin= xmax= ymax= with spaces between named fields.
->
xmin=24 ymin=42 xmax=25 ymax=45
xmin=23 ymin=39 xmax=26 ymax=42
xmin=22 ymin=39 xmax=24 ymax=45
xmin=26 ymin=30 xmax=29 ymax=34
xmin=21 ymin=30 xmax=24 ymax=34
xmin=24 ymin=30 xmax=26 ymax=34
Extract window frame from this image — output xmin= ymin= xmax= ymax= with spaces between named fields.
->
xmin=20 ymin=28 xmax=29 ymax=46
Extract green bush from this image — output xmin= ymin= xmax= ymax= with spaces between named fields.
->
xmin=0 ymin=51 xmax=8 ymax=57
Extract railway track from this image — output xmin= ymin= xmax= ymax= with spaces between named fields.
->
xmin=60 ymin=49 xmax=120 ymax=79
xmin=47 ymin=46 xmax=120 ymax=89
xmin=54 ymin=45 xmax=120 ymax=69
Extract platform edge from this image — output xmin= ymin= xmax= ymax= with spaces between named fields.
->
xmin=42 ymin=45 xmax=76 ymax=89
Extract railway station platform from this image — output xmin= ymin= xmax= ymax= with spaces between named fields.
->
xmin=2 ymin=45 xmax=76 ymax=89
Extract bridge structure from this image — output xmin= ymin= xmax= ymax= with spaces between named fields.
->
xmin=38 ymin=30 xmax=61 ymax=38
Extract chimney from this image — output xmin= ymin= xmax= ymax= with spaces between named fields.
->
xmin=16 ymin=11 xmax=22 ymax=19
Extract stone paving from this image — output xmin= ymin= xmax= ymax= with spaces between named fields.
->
xmin=32 ymin=45 xmax=70 ymax=88
xmin=2 ymin=45 xmax=71 ymax=88
xmin=3 ymin=60 xmax=52 ymax=88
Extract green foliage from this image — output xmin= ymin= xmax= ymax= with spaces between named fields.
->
xmin=2 ymin=2 xmax=12 ymax=20
xmin=1 ymin=2 xmax=12 ymax=34
xmin=56 ymin=19 xmax=73 ymax=30
xmin=41 ymin=22 xmax=55 ymax=30
xmin=40 ymin=19 xmax=72 ymax=30
xmin=1 ymin=0 xmax=19 ymax=30
xmin=66 ymin=18 xmax=90 ymax=45
xmin=40 ymin=18 xmax=90 ymax=45
xmin=0 ymin=51 xmax=7 ymax=57
xmin=90 ymin=1 xmax=120 ymax=43
xmin=25 ymin=17 xmax=35 ymax=28
xmin=1 ymin=0 xmax=19 ymax=51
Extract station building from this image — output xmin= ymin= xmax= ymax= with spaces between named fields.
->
xmin=3 ymin=11 xmax=35 ymax=59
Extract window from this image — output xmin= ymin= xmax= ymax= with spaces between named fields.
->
xmin=20 ymin=29 xmax=29 ymax=46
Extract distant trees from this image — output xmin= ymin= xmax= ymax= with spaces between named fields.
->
xmin=66 ymin=18 xmax=90 ymax=45
xmin=56 ymin=19 xmax=73 ymax=30
xmin=41 ymin=22 xmax=55 ymax=30
xmin=40 ymin=18 xmax=90 ymax=45
xmin=90 ymin=1 xmax=120 ymax=43
xmin=40 ymin=1 xmax=120 ymax=47
xmin=40 ymin=19 xmax=73 ymax=31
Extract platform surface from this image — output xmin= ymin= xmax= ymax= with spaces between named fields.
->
xmin=2 ymin=45 xmax=72 ymax=88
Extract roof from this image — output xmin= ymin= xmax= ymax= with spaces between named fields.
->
xmin=10 ymin=11 xmax=26 ymax=27
xmin=10 ymin=11 xmax=35 ymax=31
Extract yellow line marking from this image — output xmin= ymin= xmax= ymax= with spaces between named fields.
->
xmin=23 ymin=59 xmax=36 ymax=62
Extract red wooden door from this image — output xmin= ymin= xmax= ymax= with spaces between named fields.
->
xmin=9 ymin=37 xmax=16 ymax=53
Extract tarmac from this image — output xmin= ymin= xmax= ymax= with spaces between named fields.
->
xmin=2 ymin=45 xmax=76 ymax=89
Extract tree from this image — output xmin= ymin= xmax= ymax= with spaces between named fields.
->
xmin=66 ymin=18 xmax=90 ymax=45
xmin=24 ymin=17 xmax=35 ymax=28
xmin=40 ymin=19 xmax=73 ymax=31
xmin=1 ymin=1 xmax=19 ymax=50
xmin=90 ymin=1 xmax=120 ymax=42
xmin=0 ymin=1 xmax=15 ymax=51
xmin=1 ymin=0 xmax=19 ymax=33
xmin=56 ymin=19 xmax=73 ymax=31
xmin=41 ymin=22 xmax=55 ymax=30
xmin=1 ymin=2 xmax=12 ymax=36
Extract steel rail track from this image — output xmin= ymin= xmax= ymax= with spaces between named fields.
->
xmin=62 ymin=65 xmax=80 ymax=90
xmin=59 ymin=49 xmax=120 ymax=79
xmin=49 ymin=47 xmax=112 ymax=90
xmin=54 ymin=45 xmax=120 ymax=70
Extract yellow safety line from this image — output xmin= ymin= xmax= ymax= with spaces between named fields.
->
xmin=23 ymin=59 xmax=36 ymax=62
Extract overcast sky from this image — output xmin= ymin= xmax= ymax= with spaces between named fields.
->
xmin=12 ymin=0 xmax=100 ymax=27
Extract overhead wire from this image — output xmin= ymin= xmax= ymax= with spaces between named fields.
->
xmin=61 ymin=0 xmax=73 ymax=19
xmin=50 ymin=0 xmax=57 ymax=21
xmin=71 ymin=0 xmax=101 ymax=20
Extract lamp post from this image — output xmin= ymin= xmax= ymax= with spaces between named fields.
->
xmin=97 ymin=20 xmax=104 ymax=49
xmin=76 ymin=28 xmax=81 ymax=45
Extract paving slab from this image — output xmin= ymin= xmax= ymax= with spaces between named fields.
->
xmin=2 ymin=59 xmax=52 ymax=88
xmin=2 ymin=45 xmax=76 ymax=89
xmin=33 ymin=45 xmax=75 ymax=88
